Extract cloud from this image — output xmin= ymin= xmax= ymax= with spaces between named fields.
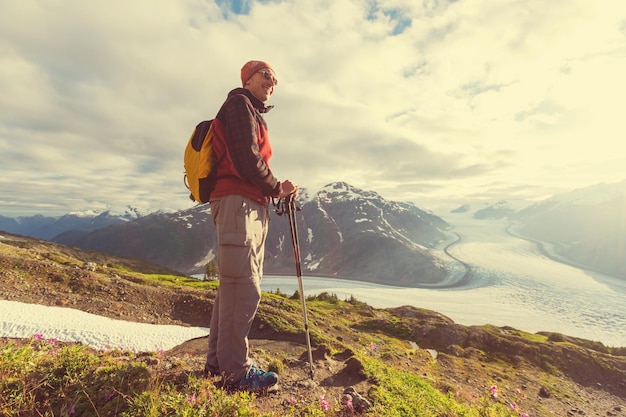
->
xmin=1 ymin=0 xmax=625 ymax=217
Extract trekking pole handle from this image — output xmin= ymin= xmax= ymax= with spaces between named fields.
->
xmin=272 ymin=193 xmax=300 ymax=216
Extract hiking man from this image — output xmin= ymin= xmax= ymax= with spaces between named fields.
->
xmin=204 ymin=60 xmax=297 ymax=391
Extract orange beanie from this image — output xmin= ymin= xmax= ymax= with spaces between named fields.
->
xmin=241 ymin=60 xmax=274 ymax=86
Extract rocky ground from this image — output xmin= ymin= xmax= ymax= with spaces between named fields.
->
xmin=1 ymin=231 xmax=625 ymax=416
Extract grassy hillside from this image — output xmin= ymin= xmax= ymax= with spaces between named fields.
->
xmin=1 ymin=231 xmax=625 ymax=416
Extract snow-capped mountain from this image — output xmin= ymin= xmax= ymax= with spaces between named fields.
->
xmin=514 ymin=180 xmax=626 ymax=220
xmin=51 ymin=182 xmax=451 ymax=287
xmin=0 ymin=206 xmax=146 ymax=240
xmin=512 ymin=180 xmax=626 ymax=278
xmin=267 ymin=182 xmax=450 ymax=285
xmin=473 ymin=200 xmax=516 ymax=220
xmin=450 ymin=204 xmax=471 ymax=214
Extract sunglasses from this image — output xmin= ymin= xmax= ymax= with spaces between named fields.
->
xmin=257 ymin=70 xmax=278 ymax=86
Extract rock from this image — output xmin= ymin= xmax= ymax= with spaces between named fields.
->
xmin=297 ymin=379 xmax=317 ymax=389
xmin=343 ymin=386 xmax=372 ymax=413
xmin=539 ymin=386 xmax=551 ymax=398
xmin=425 ymin=349 xmax=438 ymax=359
xmin=82 ymin=262 xmax=97 ymax=271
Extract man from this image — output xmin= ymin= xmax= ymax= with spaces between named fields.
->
xmin=204 ymin=60 xmax=297 ymax=391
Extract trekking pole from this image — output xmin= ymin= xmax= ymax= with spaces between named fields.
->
xmin=275 ymin=194 xmax=315 ymax=378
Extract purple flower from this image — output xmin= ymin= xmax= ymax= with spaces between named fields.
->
xmin=61 ymin=403 xmax=76 ymax=415
xmin=344 ymin=398 xmax=353 ymax=410
xmin=489 ymin=385 xmax=499 ymax=399
xmin=320 ymin=395 xmax=329 ymax=411
xmin=187 ymin=393 xmax=197 ymax=404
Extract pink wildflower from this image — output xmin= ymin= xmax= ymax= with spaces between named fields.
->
xmin=344 ymin=398 xmax=353 ymax=410
xmin=369 ymin=342 xmax=377 ymax=352
xmin=48 ymin=338 xmax=58 ymax=345
xmin=320 ymin=395 xmax=329 ymax=411
xmin=34 ymin=333 xmax=43 ymax=339
xmin=510 ymin=402 xmax=518 ymax=410
xmin=521 ymin=414 xmax=529 ymax=417
xmin=187 ymin=393 xmax=197 ymax=404
xmin=62 ymin=402 xmax=75 ymax=415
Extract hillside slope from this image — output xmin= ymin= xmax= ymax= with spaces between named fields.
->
xmin=1 ymin=232 xmax=625 ymax=416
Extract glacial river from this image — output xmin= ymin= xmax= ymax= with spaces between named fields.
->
xmin=261 ymin=212 xmax=626 ymax=347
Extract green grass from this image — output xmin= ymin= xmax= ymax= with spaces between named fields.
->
xmin=0 ymin=337 xmax=526 ymax=417
xmin=359 ymin=354 xmax=523 ymax=417
xmin=144 ymin=274 xmax=219 ymax=290
xmin=0 ymin=339 xmax=266 ymax=417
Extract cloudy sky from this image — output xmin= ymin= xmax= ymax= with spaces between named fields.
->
xmin=1 ymin=0 xmax=625 ymax=217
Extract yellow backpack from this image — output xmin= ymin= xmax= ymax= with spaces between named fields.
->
xmin=183 ymin=120 xmax=223 ymax=204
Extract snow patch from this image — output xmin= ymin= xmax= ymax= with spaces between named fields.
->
xmin=0 ymin=300 xmax=208 ymax=352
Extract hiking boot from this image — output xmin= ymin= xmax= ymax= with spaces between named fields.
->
xmin=234 ymin=365 xmax=278 ymax=392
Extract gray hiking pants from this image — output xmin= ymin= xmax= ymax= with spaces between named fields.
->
xmin=206 ymin=194 xmax=269 ymax=384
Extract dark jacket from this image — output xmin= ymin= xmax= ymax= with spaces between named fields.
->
xmin=210 ymin=88 xmax=281 ymax=204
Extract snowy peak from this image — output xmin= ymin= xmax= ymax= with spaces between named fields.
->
xmin=0 ymin=206 xmax=148 ymax=240
xmin=515 ymin=179 xmax=626 ymax=220
xmin=512 ymin=180 xmax=626 ymax=278
xmin=314 ymin=182 xmax=419 ymax=216
xmin=473 ymin=200 xmax=516 ymax=220
xmin=66 ymin=205 xmax=148 ymax=220
xmin=451 ymin=204 xmax=471 ymax=213
xmin=547 ymin=179 xmax=626 ymax=206
xmin=316 ymin=182 xmax=383 ymax=203
xmin=98 ymin=206 xmax=150 ymax=221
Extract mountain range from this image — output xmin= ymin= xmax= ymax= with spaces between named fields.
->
xmin=2 ymin=180 xmax=625 ymax=282
xmin=0 ymin=206 xmax=144 ymax=240
xmin=49 ymin=182 xmax=451 ymax=287
xmin=510 ymin=181 xmax=626 ymax=278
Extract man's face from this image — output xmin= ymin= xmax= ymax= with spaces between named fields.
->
xmin=245 ymin=68 xmax=277 ymax=103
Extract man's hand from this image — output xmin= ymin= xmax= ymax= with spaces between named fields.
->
xmin=279 ymin=180 xmax=298 ymax=198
